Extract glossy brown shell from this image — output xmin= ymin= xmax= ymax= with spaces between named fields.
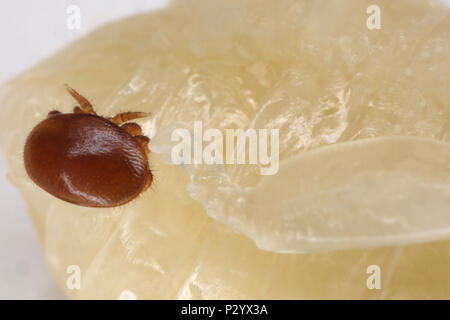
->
xmin=24 ymin=113 xmax=152 ymax=207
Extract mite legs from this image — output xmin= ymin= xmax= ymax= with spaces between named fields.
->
xmin=135 ymin=135 xmax=150 ymax=151
xmin=73 ymin=106 xmax=84 ymax=114
xmin=64 ymin=84 xmax=95 ymax=114
xmin=109 ymin=112 xmax=149 ymax=125
xmin=47 ymin=110 xmax=61 ymax=117
xmin=121 ymin=122 xmax=150 ymax=152
xmin=121 ymin=122 xmax=143 ymax=136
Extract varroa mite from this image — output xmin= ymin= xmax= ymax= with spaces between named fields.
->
xmin=24 ymin=85 xmax=152 ymax=208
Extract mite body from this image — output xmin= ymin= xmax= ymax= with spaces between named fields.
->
xmin=24 ymin=85 xmax=152 ymax=208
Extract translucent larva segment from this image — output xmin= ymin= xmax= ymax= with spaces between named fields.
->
xmin=187 ymin=137 xmax=450 ymax=253
xmin=0 ymin=0 xmax=450 ymax=299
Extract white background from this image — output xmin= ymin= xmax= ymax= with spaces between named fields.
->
xmin=0 ymin=0 xmax=449 ymax=299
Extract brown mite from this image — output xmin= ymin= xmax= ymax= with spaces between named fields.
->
xmin=24 ymin=84 xmax=152 ymax=208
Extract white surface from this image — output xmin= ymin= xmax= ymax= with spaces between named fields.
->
xmin=0 ymin=0 xmax=168 ymax=300
xmin=0 ymin=0 xmax=449 ymax=300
